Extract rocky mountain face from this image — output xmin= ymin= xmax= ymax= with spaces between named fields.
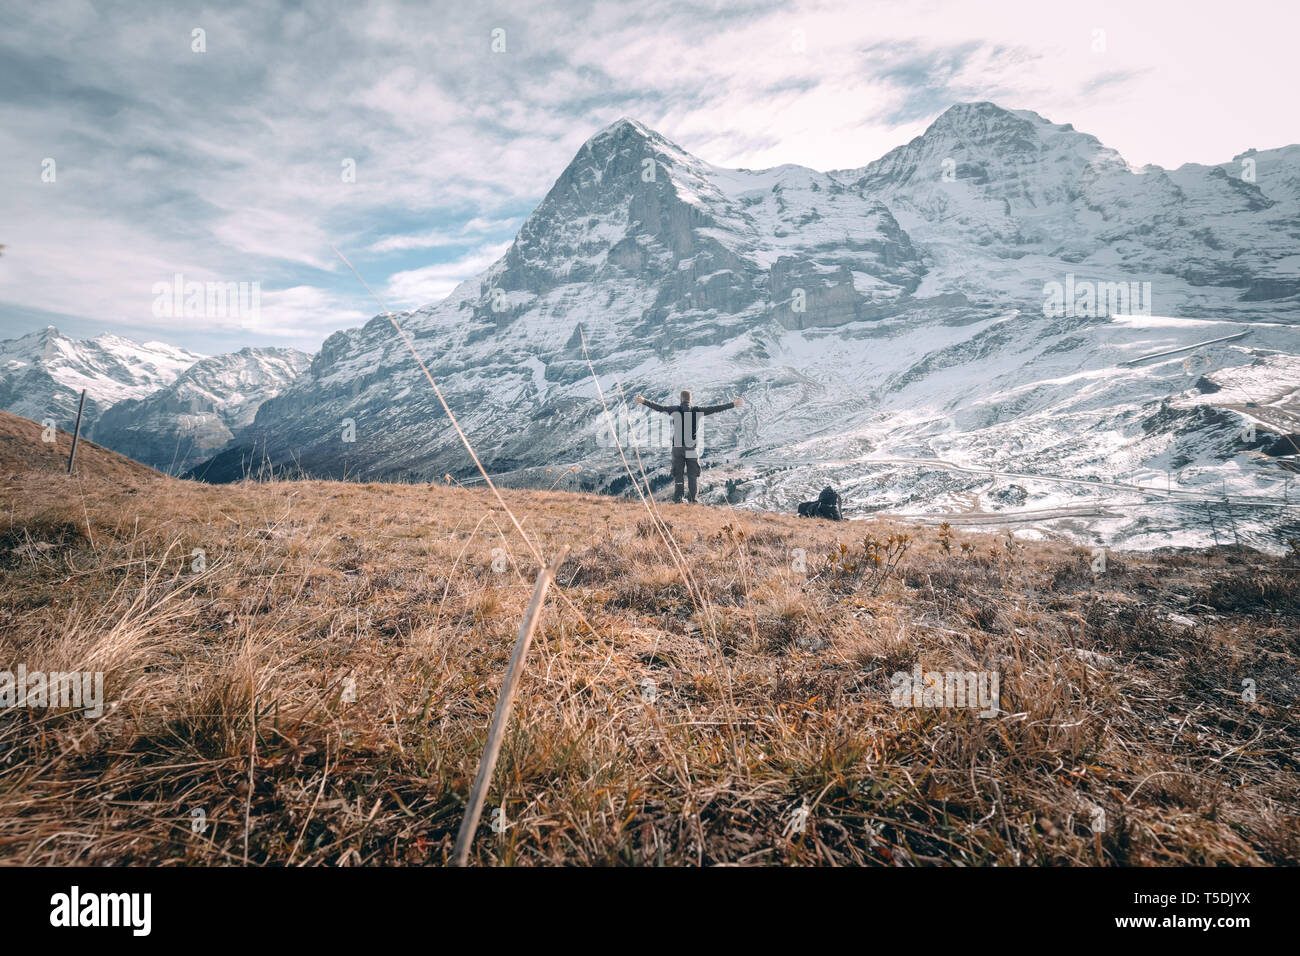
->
xmin=90 ymin=347 xmax=311 ymax=474
xmin=0 ymin=326 xmax=204 ymax=425
xmin=181 ymin=103 xmax=1300 ymax=550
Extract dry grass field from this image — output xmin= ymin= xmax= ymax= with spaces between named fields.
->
xmin=1 ymin=410 xmax=1297 ymax=865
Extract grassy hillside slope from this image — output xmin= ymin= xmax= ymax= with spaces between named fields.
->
xmin=0 ymin=410 xmax=1297 ymax=865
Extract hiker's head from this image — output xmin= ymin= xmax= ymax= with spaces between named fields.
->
xmin=680 ymin=389 xmax=692 ymax=405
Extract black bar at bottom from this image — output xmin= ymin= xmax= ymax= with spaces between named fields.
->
xmin=0 ymin=865 xmax=1281 ymax=942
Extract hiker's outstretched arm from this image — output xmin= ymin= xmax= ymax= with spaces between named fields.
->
xmin=636 ymin=396 xmax=674 ymax=413
xmin=697 ymin=398 xmax=743 ymax=415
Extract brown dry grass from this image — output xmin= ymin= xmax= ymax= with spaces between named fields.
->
xmin=0 ymin=411 xmax=1297 ymax=865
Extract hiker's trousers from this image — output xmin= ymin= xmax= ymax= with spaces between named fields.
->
xmin=671 ymin=447 xmax=700 ymax=503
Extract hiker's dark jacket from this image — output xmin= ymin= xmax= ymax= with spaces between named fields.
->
xmin=641 ymin=399 xmax=736 ymax=457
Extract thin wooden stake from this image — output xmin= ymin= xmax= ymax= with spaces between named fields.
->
xmin=453 ymin=544 xmax=569 ymax=866
xmin=67 ymin=389 xmax=86 ymax=475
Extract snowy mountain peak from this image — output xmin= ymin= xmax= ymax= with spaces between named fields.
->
xmin=569 ymin=116 xmax=710 ymax=189
xmin=9 ymin=325 xmax=63 ymax=355
xmin=488 ymin=116 xmax=733 ymax=307
xmin=581 ymin=117 xmax=694 ymax=164
xmin=926 ymin=100 xmax=1030 ymax=135
xmin=854 ymin=101 xmax=1125 ymax=197
xmin=0 ymin=327 xmax=205 ymax=424
xmin=925 ymin=101 xmax=1107 ymax=153
xmin=589 ymin=116 xmax=659 ymax=145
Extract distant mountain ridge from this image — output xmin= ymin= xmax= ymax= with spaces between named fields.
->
xmin=91 ymin=346 xmax=311 ymax=473
xmin=0 ymin=326 xmax=204 ymax=424
xmin=0 ymin=327 xmax=309 ymax=473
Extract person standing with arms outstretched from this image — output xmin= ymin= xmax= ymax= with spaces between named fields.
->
xmin=635 ymin=390 xmax=743 ymax=503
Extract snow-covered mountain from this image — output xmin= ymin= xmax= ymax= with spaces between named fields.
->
xmin=91 ymin=347 xmax=311 ymax=474
xmin=189 ymin=103 xmax=1300 ymax=550
xmin=839 ymin=103 xmax=1300 ymax=310
xmin=0 ymin=326 xmax=205 ymax=425
xmin=0 ymin=328 xmax=310 ymax=475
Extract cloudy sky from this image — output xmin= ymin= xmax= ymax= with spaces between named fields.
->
xmin=1 ymin=0 xmax=1295 ymax=354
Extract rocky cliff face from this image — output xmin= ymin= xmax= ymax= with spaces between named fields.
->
xmin=188 ymin=104 xmax=1300 ymax=550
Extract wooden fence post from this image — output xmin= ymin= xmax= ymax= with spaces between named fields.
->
xmin=67 ymin=389 xmax=86 ymax=475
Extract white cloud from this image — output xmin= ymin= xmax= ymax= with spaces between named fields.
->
xmin=384 ymin=242 xmax=511 ymax=308
xmin=252 ymin=285 xmax=371 ymax=338
xmin=367 ymin=217 xmax=520 ymax=253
